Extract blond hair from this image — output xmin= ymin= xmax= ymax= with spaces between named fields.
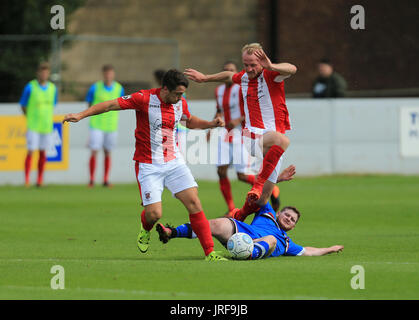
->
xmin=241 ymin=43 xmax=263 ymax=55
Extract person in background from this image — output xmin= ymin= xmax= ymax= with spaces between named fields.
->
xmin=312 ymin=58 xmax=347 ymax=98
xmin=20 ymin=62 xmax=58 ymax=187
xmin=86 ymin=64 xmax=125 ymax=187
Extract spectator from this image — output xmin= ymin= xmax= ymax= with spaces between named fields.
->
xmin=85 ymin=64 xmax=125 ymax=187
xmin=312 ymin=58 xmax=347 ymax=98
xmin=20 ymin=62 xmax=58 ymax=187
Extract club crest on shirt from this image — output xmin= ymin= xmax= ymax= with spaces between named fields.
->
xmin=121 ymin=95 xmax=131 ymax=100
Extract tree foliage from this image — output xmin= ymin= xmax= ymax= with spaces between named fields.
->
xmin=0 ymin=0 xmax=85 ymax=101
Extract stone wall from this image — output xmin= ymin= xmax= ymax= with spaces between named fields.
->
xmin=61 ymin=0 xmax=258 ymax=100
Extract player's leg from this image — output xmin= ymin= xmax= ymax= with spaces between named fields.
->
xmin=135 ymin=161 xmax=165 ymax=253
xmin=251 ymin=235 xmax=277 ymax=259
xmin=88 ymin=129 xmax=103 ymax=187
xmin=174 ymin=187 xmax=214 ymax=255
xmin=217 ymin=165 xmax=235 ymax=212
xmin=236 ymin=172 xmax=256 ymax=186
xmin=167 ymin=161 xmax=227 ymax=261
xmin=103 ymin=149 xmax=111 ymax=186
xmin=36 ymin=132 xmax=52 ymax=187
xmin=216 ymin=130 xmax=235 ymax=212
xmin=103 ymin=131 xmax=117 ymax=187
xmin=234 ymin=138 xmax=256 ymax=186
xmin=24 ymin=150 xmax=33 ymax=186
xmin=24 ymin=130 xmax=39 ymax=186
xmin=232 ymin=157 xmax=284 ymax=221
xmin=156 ymin=217 xmax=234 ymax=247
xmin=137 ymin=201 xmax=162 ymax=253
xmin=247 ymin=131 xmax=289 ymax=202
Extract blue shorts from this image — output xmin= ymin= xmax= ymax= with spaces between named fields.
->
xmin=229 ymin=218 xmax=264 ymax=239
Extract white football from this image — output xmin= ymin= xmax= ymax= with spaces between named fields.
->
xmin=227 ymin=232 xmax=254 ymax=260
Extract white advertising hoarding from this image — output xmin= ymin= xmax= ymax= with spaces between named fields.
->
xmin=400 ymin=106 xmax=419 ymax=157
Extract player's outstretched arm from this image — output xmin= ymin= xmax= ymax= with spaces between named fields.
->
xmin=186 ymin=115 xmax=225 ymax=130
xmin=184 ymin=69 xmax=234 ymax=83
xmin=63 ymin=99 xmax=121 ymax=123
xmin=302 ymin=245 xmax=344 ymax=256
xmin=253 ymin=49 xmax=297 ymax=77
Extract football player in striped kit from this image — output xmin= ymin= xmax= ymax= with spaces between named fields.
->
xmin=185 ymin=43 xmax=297 ymax=220
xmin=209 ymin=61 xmax=281 ymax=213
xmin=63 ymin=69 xmax=228 ymax=261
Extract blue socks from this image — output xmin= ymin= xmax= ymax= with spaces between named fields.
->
xmin=174 ymin=223 xmax=196 ymax=239
xmin=251 ymin=241 xmax=270 ymax=259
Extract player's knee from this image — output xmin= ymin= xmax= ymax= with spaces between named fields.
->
xmin=280 ymin=135 xmax=290 ymax=149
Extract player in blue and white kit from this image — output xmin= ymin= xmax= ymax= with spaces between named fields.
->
xmin=157 ymin=166 xmax=344 ymax=259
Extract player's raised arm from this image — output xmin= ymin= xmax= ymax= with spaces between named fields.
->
xmin=184 ymin=68 xmax=234 ymax=83
xmin=253 ymin=49 xmax=297 ymax=77
xmin=63 ymin=99 xmax=121 ymax=123
xmin=186 ymin=115 xmax=225 ymax=130
xmin=302 ymin=245 xmax=344 ymax=256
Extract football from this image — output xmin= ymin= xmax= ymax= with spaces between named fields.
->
xmin=227 ymin=232 xmax=254 ymax=260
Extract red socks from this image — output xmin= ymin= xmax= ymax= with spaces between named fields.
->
xmin=89 ymin=154 xmax=111 ymax=184
xmin=189 ymin=211 xmax=214 ymax=256
xmin=37 ymin=151 xmax=46 ymax=185
xmin=236 ymin=200 xmax=260 ymax=222
xmin=253 ymin=145 xmax=284 ymax=191
xmin=104 ymin=155 xmax=111 ymax=184
xmin=89 ymin=154 xmax=96 ymax=183
xmin=141 ymin=210 xmax=154 ymax=231
xmin=219 ymin=177 xmax=235 ymax=211
xmin=24 ymin=151 xmax=47 ymax=185
xmin=24 ymin=153 xmax=32 ymax=185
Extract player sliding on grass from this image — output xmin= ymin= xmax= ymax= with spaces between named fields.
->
xmin=157 ymin=165 xmax=344 ymax=259
xmin=63 ymin=69 xmax=228 ymax=261
xmin=185 ymin=43 xmax=297 ymax=222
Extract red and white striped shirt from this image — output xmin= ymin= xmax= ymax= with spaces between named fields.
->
xmin=215 ymin=83 xmax=242 ymax=125
xmin=118 ymin=88 xmax=190 ymax=164
xmin=232 ymin=69 xmax=291 ymax=135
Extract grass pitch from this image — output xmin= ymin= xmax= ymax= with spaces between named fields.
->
xmin=0 ymin=175 xmax=418 ymax=300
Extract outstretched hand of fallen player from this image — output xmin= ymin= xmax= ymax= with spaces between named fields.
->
xmin=277 ymin=165 xmax=296 ymax=182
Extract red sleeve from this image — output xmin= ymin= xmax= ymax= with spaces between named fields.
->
xmin=117 ymin=91 xmax=147 ymax=110
xmin=232 ymin=70 xmax=245 ymax=84
xmin=181 ymin=98 xmax=191 ymax=120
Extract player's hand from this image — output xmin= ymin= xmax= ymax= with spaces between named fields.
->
xmin=254 ymin=49 xmax=273 ymax=70
xmin=277 ymin=165 xmax=296 ymax=182
xmin=184 ymin=68 xmax=207 ymax=83
xmin=211 ymin=116 xmax=225 ymax=128
xmin=330 ymin=245 xmax=344 ymax=253
xmin=63 ymin=113 xmax=82 ymax=123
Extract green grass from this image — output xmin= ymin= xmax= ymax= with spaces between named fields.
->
xmin=0 ymin=175 xmax=418 ymax=299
